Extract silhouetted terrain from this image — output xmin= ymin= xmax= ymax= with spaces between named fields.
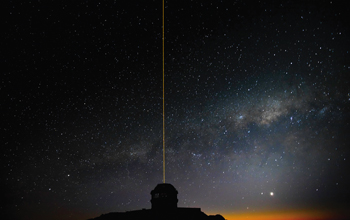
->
xmin=88 ymin=183 xmax=225 ymax=220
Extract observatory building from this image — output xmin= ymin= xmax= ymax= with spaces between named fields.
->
xmin=151 ymin=183 xmax=178 ymax=210
xmin=89 ymin=183 xmax=225 ymax=220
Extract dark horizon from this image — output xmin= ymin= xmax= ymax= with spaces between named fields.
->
xmin=2 ymin=1 xmax=350 ymax=220
xmin=89 ymin=183 xmax=225 ymax=220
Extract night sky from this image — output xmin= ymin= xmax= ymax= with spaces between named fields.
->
xmin=2 ymin=1 xmax=350 ymax=220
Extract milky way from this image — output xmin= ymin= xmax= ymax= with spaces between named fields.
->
xmin=2 ymin=1 xmax=350 ymax=219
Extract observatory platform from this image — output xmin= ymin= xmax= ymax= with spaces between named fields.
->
xmin=88 ymin=183 xmax=225 ymax=220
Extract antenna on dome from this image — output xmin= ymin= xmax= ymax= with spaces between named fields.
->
xmin=162 ymin=0 xmax=165 ymax=184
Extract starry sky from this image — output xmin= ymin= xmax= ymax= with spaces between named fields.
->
xmin=2 ymin=1 xmax=350 ymax=220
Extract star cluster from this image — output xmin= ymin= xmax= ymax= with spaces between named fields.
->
xmin=2 ymin=1 xmax=350 ymax=220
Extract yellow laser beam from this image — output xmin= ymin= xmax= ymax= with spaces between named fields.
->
xmin=162 ymin=0 xmax=165 ymax=184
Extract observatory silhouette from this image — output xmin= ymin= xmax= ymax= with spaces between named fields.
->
xmin=151 ymin=183 xmax=178 ymax=210
xmin=88 ymin=183 xmax=225 ymax=220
